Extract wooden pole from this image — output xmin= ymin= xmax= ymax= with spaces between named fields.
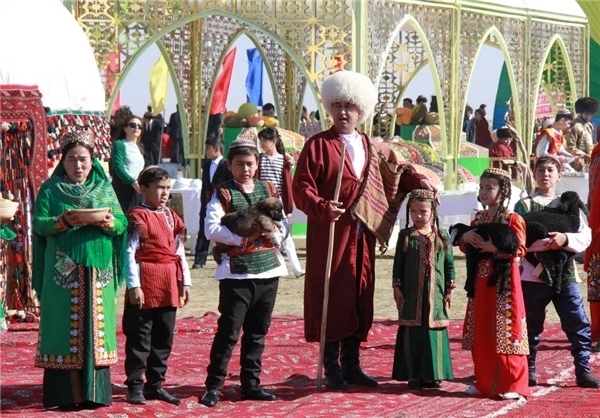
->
xmin=316 ymin=142 xmax=346 ymax=390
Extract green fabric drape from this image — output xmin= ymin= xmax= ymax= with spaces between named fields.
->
xmin=0 ymin=224 xmax=16 ymax=241
xmin=590 ymin=39 xmax=600 ymax=101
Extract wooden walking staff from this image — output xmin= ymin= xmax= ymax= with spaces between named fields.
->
xmin=316 ymin=142 xmax=346 ymax=390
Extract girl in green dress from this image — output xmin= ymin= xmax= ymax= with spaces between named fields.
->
xmin=392 ymin=189 xmax=455 ymax=388
xmin=32 ymin=131 xmax=127 ymax=409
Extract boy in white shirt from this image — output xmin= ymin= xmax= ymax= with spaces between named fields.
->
xmin=199 ymin=136 xmax=288 ymax=407
xmin=514 ymin=154 xmax=599 ymax=389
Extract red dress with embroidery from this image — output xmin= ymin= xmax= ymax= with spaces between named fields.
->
xmin=585 ymin=144 xmax=600 ymax=342
xmin=460 ymin=210 xmax=531 ymax=398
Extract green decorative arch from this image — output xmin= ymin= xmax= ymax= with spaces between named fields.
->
xmin=530 ymin=34 xmax=578 ymax=149
xmin=205 ymin=30 xmax=280 ymax=123
xmin=106 ymin=39 xmax=189 ymax=158
xmin=463 ymin=26 xmax=522 ymax=157
xmin=533 ymin=35 xmax=578 ymax=108
xmin=156 ymin=41 xmax=188 ymax=156
xmin=374 ymin=15 xmax=449 ymax=158
xmin=105 ymin=9 xmax=322 ymax=157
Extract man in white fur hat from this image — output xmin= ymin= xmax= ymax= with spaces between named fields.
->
xmin=293 ymin=70 xmax=439 ymax=390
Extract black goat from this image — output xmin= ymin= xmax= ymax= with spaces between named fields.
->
xmin=521 ymin=191 xmax=588 ymax=293
xmin=449 ymin=222 xmax=520 ymax=298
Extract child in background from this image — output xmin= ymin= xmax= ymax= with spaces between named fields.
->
xmin=514 ymin=154 xmax=599 ymax=388
xmin=192 ymin=136 xmax=232 ymax=269
xmin=257 ymin=127 xmax=305 ymax=278
xmin=459 ymin=167 xmax=530 ymax=400
xmin=392 ymin=189 xmax=454 ymax=388
xmin=199 ymin=136 xmax=288 ymax=407
xmin=123 ymin=167 xmax=192 ymax=405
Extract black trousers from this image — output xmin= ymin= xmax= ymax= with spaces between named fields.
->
xmin=205 ymin=277 xmax=279 ymax=391
xmin=194 ymin=206 xmax=209 ymax=266
xmin=143 ymin=142 xmax=161 ymax=166
xmin=123 ymin=302 xmax=177 ymax=391
xmin=172 ymin=137 xmax=185 ymax=166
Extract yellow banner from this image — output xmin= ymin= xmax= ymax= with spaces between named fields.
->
xmin=577 ymin=0 xmax=600 ymax=44
xmin=149 ymin=55 xmax=168 ymax=114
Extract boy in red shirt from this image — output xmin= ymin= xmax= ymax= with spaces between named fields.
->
xmin=123 ymin=166 xmax=192 ymax=405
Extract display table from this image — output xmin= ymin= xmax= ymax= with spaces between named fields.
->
xmin=169 ymin=186 xmax=201 ymax=250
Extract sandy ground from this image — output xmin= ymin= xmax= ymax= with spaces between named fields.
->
xmin=116 ymin=246 xmax=589 ymax=324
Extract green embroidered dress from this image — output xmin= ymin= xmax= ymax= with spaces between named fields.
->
xmin=32 ymin=160 xmax=127 ymax=408
xmin=392 ymin=227 xmax=455 ymax=383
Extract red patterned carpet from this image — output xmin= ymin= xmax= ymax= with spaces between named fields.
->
xmin=1 ymin=313 xmax=600 ymax=417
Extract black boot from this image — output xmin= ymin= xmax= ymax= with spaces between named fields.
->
xmin=340 ymin=336 xmax=378 ymax=387
xmin=324 ymin=341 xmax=347 ymax=390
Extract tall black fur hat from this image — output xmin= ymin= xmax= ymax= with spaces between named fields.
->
xmin=574 ymin=97 xmax=599 ymax=115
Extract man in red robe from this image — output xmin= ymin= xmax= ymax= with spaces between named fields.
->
xmin=293 ymin=70 xmax=439 ymax=390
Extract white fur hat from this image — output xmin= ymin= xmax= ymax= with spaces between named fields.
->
xmin=320 ymin=71 xmax=378 ymax=123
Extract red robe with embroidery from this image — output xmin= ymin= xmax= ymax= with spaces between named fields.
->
xmin=460 ymin=211 xmax=530 ymax=398
xmin=585 ymin=145 xmax=600 ymax=341
xmin=293 ymin=127 xmax=424 ymax=342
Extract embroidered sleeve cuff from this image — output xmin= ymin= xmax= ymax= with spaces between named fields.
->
xmin=54 ymin=216 xmax=71 ymax=232
xmin=101 ymin=215 xmax=115 ymax=231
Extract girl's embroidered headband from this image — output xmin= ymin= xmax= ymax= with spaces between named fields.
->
xmin=409 ymin=189 xmax=436 ymax=200
xmin=482 ymin=167 xmax=510 ymax=180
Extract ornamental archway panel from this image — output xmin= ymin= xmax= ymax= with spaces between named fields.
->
xmin=462 ymin=27 xmax=525 ymax=142
xmin=161 ymin=23 xmax=195 ymax=133
xmin=367 ymin=1 xmax=453 ymax=151
xmin=458 ymin=11 xmax=527 ymax=137
xmin=530 ymin=36 xmax=578 ymax=135
xmin=371 ymin=17 xmax=443 ymax=143
xmin=529 ymin=20 xmax=586 ymax=102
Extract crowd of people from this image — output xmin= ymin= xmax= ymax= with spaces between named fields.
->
xmin=462 ymin=98 xmax=599 ymax=175
xmin=2 ymin=70 xmax=598 ymax=411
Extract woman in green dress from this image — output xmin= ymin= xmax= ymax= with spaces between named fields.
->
xmin=32 ymin=131 xmax=127 ymax=409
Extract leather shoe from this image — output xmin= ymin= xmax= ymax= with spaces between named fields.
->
xmin=576 ymin=372 xmax=600 ymax=388
xmin=144 ymin=388 xmax=181 ymax=405
xmin=200 ymin=389 xmax=220 ymax=407
xmin=342 ymin=367 xmax=378 ymax=387
xmin=325 ymin=369 xmax=348 ymax=390
xmin=241 ymin=388 xmax=277 ymax=401
xmin=407 ymin=379 xmax=421 ymax=388
xmin=528 ymin=371 xmax=537 ymax=387
xmin=421 ymin=380 xmax=442 ymax=389
xmin=127 ymin=388 xmax=146 ymax=405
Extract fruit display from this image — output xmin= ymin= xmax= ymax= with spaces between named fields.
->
xmin=222 ymin=103 xmax=265 ymax=128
